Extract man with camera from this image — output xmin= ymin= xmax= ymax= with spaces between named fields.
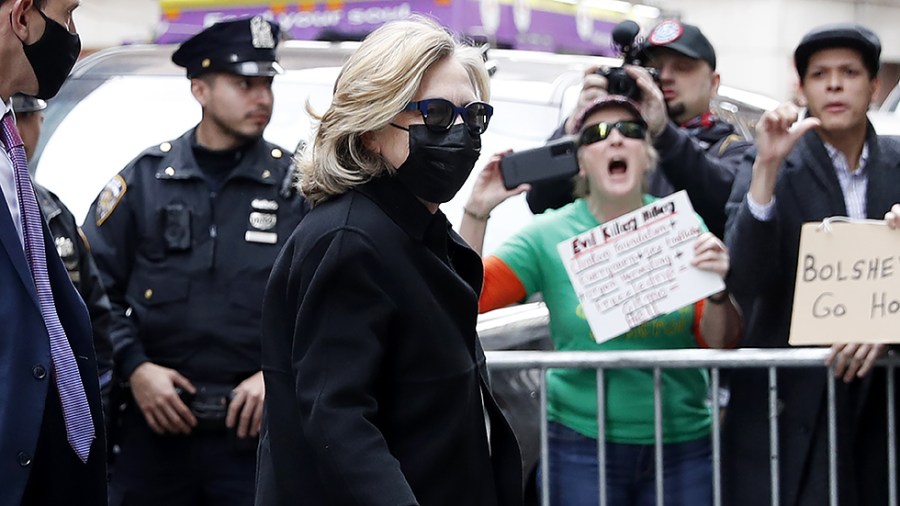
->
xmin=527 ymin=20 xmax=750 ymax=240
xmin=82 ymin=17 xmax=306 ymax=505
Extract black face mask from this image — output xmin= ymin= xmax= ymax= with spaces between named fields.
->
xmin=394 ymin=123 xmax=481 ymax=204
xmin=17 ymin=9 xmax=81 ymax=100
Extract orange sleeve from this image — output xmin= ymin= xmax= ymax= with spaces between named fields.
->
xmin=692 ymin=298 xmax=742 ymax=349
xmin=479 ymin=256 xmax=527 ymax=314
xmin=692 ymin=299 xmax=709 ymax=348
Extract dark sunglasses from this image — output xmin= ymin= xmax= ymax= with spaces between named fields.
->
xmin=404 ymin=98 xmax=494 ymax=135
xmin=579 ymin=120 xmax=648 ymax=146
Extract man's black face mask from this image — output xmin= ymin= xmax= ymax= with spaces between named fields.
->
xmin=14 ymin=8 xmax=81 ymax=100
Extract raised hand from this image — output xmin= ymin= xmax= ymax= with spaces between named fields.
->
xmin=625 ymin=65 xmax=667 ymax=137
xmin=756 ymin=103 xmax=820 ymax=166
xmin=459 ymin=151 xmax=529 ymax=254
xmin=749 ymin=103 xmax=821 ymax=206
xmin=564 ymin=66 xmax=609 ymax=134
xmin=465 ymin=150 xmax=529 ymax=217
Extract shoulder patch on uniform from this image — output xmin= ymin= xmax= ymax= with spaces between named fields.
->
xmin=96 ymin=175 xmax=127 ymax=226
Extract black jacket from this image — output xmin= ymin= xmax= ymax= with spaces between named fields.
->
xmin=722 ymin=125 xmax=900 ymax=506
xmin=34 ymin=183 xmax=114 ymax=394
xmin=527 ymin=117 xmax=749 ymax=239
xmin=256 ymin=176 xmax=523 ymax=506
xmin=82 ymin=129 xmax=306 ymax=385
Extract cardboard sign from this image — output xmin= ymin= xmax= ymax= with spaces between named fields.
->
xmin=557 ymin=191 xmax=725 ymax=344
xmin=790 ymin=221 xmax=900 ymax=345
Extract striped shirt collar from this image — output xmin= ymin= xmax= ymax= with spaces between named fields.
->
xmin=823 ymin=141 xmax=869 ymax=176
xmin=823 ymin=141 xmax=869 ymax=219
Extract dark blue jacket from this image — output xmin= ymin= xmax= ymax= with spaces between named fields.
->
xmin=0 ymin=182 xmax=107 ymax=505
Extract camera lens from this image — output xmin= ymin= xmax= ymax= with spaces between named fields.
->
xmin=605 ymin=68 xmax=639 ymax=101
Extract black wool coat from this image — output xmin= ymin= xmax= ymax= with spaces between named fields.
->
xmin=256 ymin=175 xmax=523 ymax=506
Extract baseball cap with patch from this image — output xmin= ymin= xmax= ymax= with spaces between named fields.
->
xmin=574 ymin=95 xmax=645 ymax=132
xmin=794 ymin=23 xmax=880 ymax=80
xmin=172 ymin=15 xmax=284 ymax=79
xmin=640 ymin=20 xmax=716 ymax=70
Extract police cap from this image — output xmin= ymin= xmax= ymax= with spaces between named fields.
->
xmin=12 ymin=94 xmax=47 ymax=114
xmin=794 ymin=23 xmax=880 ymax=80
xmin=172 ymin=16 xmax=284 ymax=79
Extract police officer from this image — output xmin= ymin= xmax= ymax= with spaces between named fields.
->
xmin=12 ymin=93 xmax=115 ymax=422
xmin=527 ymin=20 xmax=751 ymax=240
xmin=82 ymin=16 xmax=306 ymax=505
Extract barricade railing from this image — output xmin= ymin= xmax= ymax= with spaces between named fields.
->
xmin=485 ymin=348 xmax=900 ymax=506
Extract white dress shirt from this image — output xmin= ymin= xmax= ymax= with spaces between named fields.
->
xmin=0 ymin=99 xmax=24 ymax=247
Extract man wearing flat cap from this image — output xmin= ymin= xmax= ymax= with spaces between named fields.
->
xmin=527 ymin=20 xmax=751 ymax=241
xmin=722 ymin=23 xmax=900 ymax=506
xmin=82 ymin=16 xmax=307 ymax=505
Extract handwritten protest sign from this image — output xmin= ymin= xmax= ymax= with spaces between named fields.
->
xmin=789 ymin=221 xmax=900 ymax=345
xmin=557 ymin=191 xmax=725 ymax=344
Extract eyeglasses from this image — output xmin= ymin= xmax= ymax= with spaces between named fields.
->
xmin=403 ymin=98 xmax=494 ymax=135
xmin=579 ymin=120 xmax=648 ymax=146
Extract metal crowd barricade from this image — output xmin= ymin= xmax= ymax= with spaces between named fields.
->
xmin=484 ymin=348 xmax=900 ymax=506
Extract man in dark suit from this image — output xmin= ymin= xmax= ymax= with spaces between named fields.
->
xmin=0 ymin=0 xmax=107 ymax=504
xmin=723 ymin=24 xmax=900 ymax=506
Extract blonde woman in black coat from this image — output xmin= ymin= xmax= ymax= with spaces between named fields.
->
xmin=255 ymin=16 xmax=523 ymax=506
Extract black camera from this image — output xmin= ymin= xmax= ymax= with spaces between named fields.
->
xmin=595 ymin=20 xmax=660 ymax=101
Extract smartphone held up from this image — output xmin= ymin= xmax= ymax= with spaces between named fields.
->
xmin=499 ymin=137 xmax=579 ymax=190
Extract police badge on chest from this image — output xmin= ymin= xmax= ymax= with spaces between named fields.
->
xmin=245 ymin=198 xmax=278 ymax=244
xmin=55 ymin=235 xmax=80 ymax=283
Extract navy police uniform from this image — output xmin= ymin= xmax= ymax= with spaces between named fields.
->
xmin=81 ymin=17 xmax=306 ymax=506
xmin=85 ymin=132 xmax=301 ymax=384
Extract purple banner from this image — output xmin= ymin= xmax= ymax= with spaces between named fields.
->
xmin=156 ymin=0 xmax=618 ymax=55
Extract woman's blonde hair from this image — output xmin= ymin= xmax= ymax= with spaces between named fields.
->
xmin=298 ymin=16 xmax=490 ymax=206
